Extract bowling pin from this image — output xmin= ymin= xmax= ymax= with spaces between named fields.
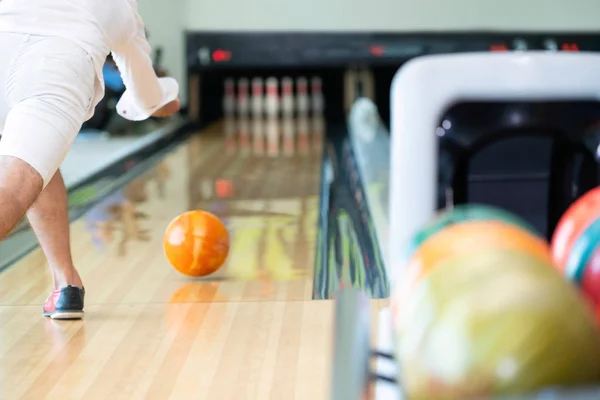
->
xmin=265 ymin=77 xmax=279 ymax=118
xmin=311 ymin=114 xmax=324 ymax=151
xmin=238 ymin=115 xmax=251 ymax=154
xmin=266 ymin=117 xmax=280 ymax=157
xmin=311 ymin=76 xmax=324 ymax=115
xmin=252 ymin=117 xmax=265 ymax=155
xmin=251 ymin=77 xmax=264 ymax=117
xmin=281 ymin=77 xmax=294 ymax=118
xmin=282 ymin=116 xmax=295 ymax=157
xmin=223 ymin=78 xmax=235 ymax=117
xmin=295 ymin=77 xmax=309 ymax=116
xmin=237 ymin=78 xmax=249 ymax=117
xmin=224 ymin=115 xmax=236 ymax=153
xmin=297 ymin=115 xmax=309 ymax=155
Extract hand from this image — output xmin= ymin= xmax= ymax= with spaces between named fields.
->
xmin=152 ymin=98 xmax=180 ymax=118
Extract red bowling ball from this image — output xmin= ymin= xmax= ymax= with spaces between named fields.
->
xmin=551 ymin=187 xmax=600 ymax=308
xmin=551 ymin=187 xmax=600 ymax=273
xmin=582 ymin=246 xmax=600 ymax=307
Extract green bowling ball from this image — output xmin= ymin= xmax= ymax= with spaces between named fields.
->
xmin=395 ymin=249 xmax=600 ymax=400
xmin=403 ymin=204 xmax=538 ymax=261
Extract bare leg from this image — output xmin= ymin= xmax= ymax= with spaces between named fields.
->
xmin=0 ymin=155 xmax=43 ymax=239
xmin=26 ymin=169 xmax=83 ymax=289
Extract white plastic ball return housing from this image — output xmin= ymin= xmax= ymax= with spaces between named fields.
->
xmin=388 ymin=51 xmax=600 ymax=282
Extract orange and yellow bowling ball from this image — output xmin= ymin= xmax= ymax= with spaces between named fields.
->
xmin=391 ymin=203 xmax=600 ymax=399
xmin=406 ymin=220 xmax=551 ymax=283
xmin=391 ymin=205 xmax=552 ymax=321
xmin=163 ymin=210 xmax=230 ymax=277
xmin=395 ymin=249 xmax=600 ymax=400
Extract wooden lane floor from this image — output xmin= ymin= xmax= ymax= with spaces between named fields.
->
xmin=0 ymin=118 xmax=331 ymax=399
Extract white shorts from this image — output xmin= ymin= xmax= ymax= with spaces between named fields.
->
xmin=0 ymin=33 xmax=96 ymax=188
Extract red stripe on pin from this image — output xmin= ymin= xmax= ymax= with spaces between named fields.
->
xmin=311 ymin=79 xmax=322 ymax=92
xmin=225 ymin=81 xmax=234 ymax=94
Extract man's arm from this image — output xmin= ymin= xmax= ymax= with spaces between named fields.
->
xmin=111 ymin=11 xmax=178 ymax=120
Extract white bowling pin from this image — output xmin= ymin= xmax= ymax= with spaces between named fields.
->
xmin=311 ymin=114 xmax=324 ymax=151
xmin=266 ymin=117 xmax=280 ymax=157
xmin=311 ymin=76 xmax=324 ymax=115
xmin=237 ymin=78 xmax=249 ymax=117
xmin=296 ymin=77 xmax=309 ymax=116
xmin=223 ymin=78 xmax=235 ymax=117
xmin=282 ymin=116 xmax=295 ymax=157
xmin=297 ymin=115 xmax=310 ymax=155
xmin=224 ymin=115 xmax=236 ymax=153
xmin=251 ymin=77 xmax=264 ymax=117
xmin=238 ymin=115 xmax=250 ymax=153
xmin=252 ymin=117 xmax=265 ymax=155
xmin=265 ymin=77 xmax=279 ymax=117
xmin=281 ymin=77 xmax=294 ymax=118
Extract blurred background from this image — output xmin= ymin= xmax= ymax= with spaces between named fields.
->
xmin=60 ymin=0 xmax=600 ymax=189
xmin=145 ymin=0 xmax=600 ymax=95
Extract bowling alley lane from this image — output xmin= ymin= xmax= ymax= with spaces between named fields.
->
xmin=0 ymin=118 xmax=325 ymax=305
xmin=0 ymin=119 xmax=332 ymax=399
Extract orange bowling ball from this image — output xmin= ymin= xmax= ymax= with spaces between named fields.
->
xmin=163 ymin=210 xmax=230 ymax=277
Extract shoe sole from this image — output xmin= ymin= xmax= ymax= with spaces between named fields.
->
xmin=43 ymin=311 xmax=84 ymax=320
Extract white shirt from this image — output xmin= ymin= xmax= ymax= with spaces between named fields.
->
xmin=0 ymin=0 xmax=178 ymax=121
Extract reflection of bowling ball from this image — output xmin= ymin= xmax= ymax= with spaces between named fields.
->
xmin=163 ymin=210 xmax=230 ymax=277
xmin=552 ymin=187 xmax=600 ymax=272
xmin=169 ymin=282 xmax=226 ymax=303
xmin=395 ymin=249 xmax=600 ymax=400
xmin=404 ymin=204 xmax=538 ymax=261
xmin=551 ymin=187 xmax=600 ymax=307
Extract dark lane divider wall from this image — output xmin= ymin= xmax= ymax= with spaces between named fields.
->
xmin=313 ymin=123 xmax=388 ymax=300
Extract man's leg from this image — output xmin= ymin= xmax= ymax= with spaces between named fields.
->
xmin=0 ymin=155 xmax=43 ymax=238
xmin=26 ymin=169 xmax=83 ymax=290
xmin=0 ymin=154 xmax=85 ymax=320
xmin=0 ymin=33 xmax=94 ymax=319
